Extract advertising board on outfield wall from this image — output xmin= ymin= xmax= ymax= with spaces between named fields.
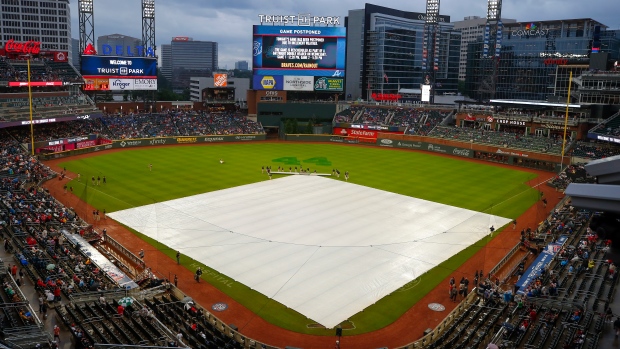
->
xmin=112 ymin=134 xmax=267 ymax=148
xmin=376 ymin=138 xmax=473 ymax=158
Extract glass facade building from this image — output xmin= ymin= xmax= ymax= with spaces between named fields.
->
xmin=160 ymin=38 xmax=218 ymax=92
xmin=345 ymin=4 xmax=460 ymax=100
xmin=465 ymin=19 xmax=620 ymax=101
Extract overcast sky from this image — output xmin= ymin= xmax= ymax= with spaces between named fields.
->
xmin=69 ymin=0 xmax=620 ymax=69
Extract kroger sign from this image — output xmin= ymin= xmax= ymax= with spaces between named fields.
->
xmin=100 ymin=45 xmax=155 ymax=57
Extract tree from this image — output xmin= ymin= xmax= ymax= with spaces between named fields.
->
xmin=291 ymin=119 xmax=299 ymax=134
xmin=284 ymin=119 xmax=293 ymax=134
xmin=305 ymin=120 xmax=313 ymax=134
xmin=458 ymin=80 xmax=466 ymax=95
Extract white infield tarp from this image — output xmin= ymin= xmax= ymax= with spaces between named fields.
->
xmin=109 ymin=175 xmax=511 ymax=328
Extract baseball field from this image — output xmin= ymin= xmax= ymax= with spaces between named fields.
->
xmin=58 ymin=142 xmax=540 ymax=335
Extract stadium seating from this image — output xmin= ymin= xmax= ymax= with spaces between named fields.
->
xmin=99 ymin=111 xmax=265 ymax=139
xmin=427 ymin=126 xmax=568 ymax=154
xmin=589 ymin=112 xmax=620 ymax=138
xmin=0 ymin=93 xmax=100 ymax=122
xmin=424 ymin=201 xmax=617 ymax=349
xmin=0 ymin=58 xmax=82 ymax=84
xmin=3 ymin=111 xmax=266 ymax=143
xmin=333 ymin=105 xmax=451 ymax=131
xmin=1 ymin=122 xmax=619 ymax=349
xmin=571 ymin=141 xmax=620 ymax=160
xmin=547 ymin=164 xmax=596 ymax=190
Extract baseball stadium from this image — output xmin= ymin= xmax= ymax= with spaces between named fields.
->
xmin=1 ymin=1 xmax=620 ymax=349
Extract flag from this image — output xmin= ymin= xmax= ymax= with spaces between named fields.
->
xmin=383 ymin=73 xmax=389 ymax=83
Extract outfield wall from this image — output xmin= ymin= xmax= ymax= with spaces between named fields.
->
xmin=284 ymin=133 xmax=560 ymax=171
xmin=39 ymin=134 xmax=267 ymax=160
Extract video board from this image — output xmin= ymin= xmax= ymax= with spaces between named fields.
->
xmin=81 ymin=55 xmax=157 ymax=77
xmin=253 ymin=25 xmax=346 ymax=78
xmin=81 ymin=55 xmax=157 ymax=91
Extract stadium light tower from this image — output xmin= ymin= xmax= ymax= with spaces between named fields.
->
xmin=423 ymin=0 xmax=440 ymax=104
xmin=142 ymin=0 xmax=156 ymax=109
xmin=142 ymin=0 xmax=156 ymax=57
xmin=478 ymin=0 xmax=503 ymax=100
xmin=78 ymin=0 xmax=95 ymax=54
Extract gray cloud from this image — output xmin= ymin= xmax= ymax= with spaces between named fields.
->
xmin=70 ymin=0 xmax=620 ymax=69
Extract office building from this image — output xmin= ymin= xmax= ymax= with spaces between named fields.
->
xmin=0 ymin=0 xmax=71 ymax=52
xmin=190 ymin=76 xmax=250 ymax=103
xmin=97 ymin=34 xmax=141 ymax=55
xmin=452 ymin=16 xmax=516 ymax=81
xmin=235 ymin=60 xmax=249 ymax=71
xmin=345 ymin=4 xmax=461 ymax=101
xmin=465 ymin=19 xmax=620 ymax=101
xmin=71 ymin=37 xmax=79 ymax=65
xmin=160 ymin=37 xmax=218 ymax=91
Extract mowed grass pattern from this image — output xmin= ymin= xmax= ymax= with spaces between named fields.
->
xmin=59 ymin=143 xmax=540 ymax=335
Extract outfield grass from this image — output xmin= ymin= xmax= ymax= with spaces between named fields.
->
xmin=59 ymin=143 xmax=540 ymax=334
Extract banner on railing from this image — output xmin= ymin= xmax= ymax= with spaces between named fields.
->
xmin=515 ymin=235 xmax=567 ymax=294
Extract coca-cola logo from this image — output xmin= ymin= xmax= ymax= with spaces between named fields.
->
xmin=544 ymin=58 xmax=568 ymax=66
xmin=453 ymin=149 xmax=470 ymax=157
xmin=5 ymin=39 xmax=41 ymax=54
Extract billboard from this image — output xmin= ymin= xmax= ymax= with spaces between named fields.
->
xmin=81 ymin=55 xmax=157 ymax=78
xmin=9 ymin=81 xmax=65 ymax=87
xmin=421 ymin=85 xmax=431 ymax=102
xmin=109 ymin=79 xmax=134 ymax=91
xmin=314 ymin=77 xmax=343 ymax=91
xmin=253 ymin=75 xmax=284 ymax=90
xmin=253 ymin=25 xmax=346 ymax=77
xmin=83 ymin=77 xmax=157 ymax=91
xmin=214 ymin=73 xmax=228 ymax=87
xmin=283 ymin=76 xmax=314 ymax=91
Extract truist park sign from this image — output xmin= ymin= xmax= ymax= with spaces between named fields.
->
xmin=258 ymin=13 xmax=341 ymax=26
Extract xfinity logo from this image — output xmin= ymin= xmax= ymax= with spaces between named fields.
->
xmin=112 ymin=80 xmax=131 ymax=89
xmin=150 ymin=139 xmax=167 ymax=145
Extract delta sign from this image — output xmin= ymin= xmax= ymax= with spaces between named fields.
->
xmin=82 ymin=42 xmax=155 ymax=57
